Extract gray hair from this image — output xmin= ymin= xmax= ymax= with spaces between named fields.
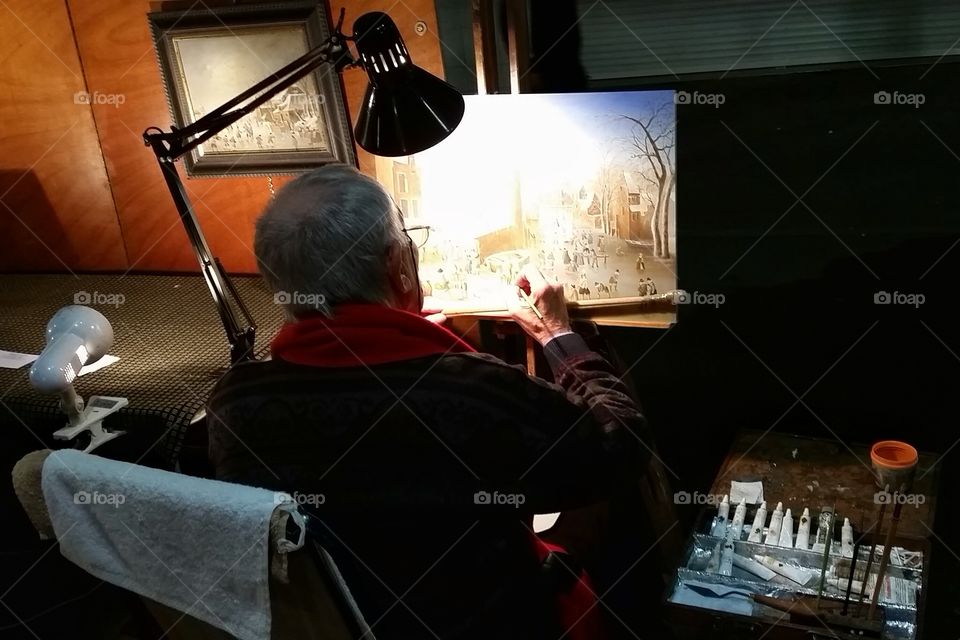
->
xmin=254 ymin=164 xmax=405 ymax=317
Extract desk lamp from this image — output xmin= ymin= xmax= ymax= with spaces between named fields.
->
xmin=29 ymin=305 xmax=127 ymax=453
xmin=143 ymin=9 xmax=465 ymax=364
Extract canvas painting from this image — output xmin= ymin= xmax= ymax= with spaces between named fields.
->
xmin=374 ymin=91 xmax=677 ymax=321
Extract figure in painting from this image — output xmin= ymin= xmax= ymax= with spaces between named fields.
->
xmin=608 ymin=269 xmax=620 ymax=293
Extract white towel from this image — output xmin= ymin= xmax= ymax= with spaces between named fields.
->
xmin=41 ymin=449 xmax=295 ymax=640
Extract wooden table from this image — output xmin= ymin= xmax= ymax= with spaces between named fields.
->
xmin=709 ymin=430 xmax=938 ymax=540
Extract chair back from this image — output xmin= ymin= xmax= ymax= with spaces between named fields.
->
xmin=11 ymin=450 xmax=373 ymax=640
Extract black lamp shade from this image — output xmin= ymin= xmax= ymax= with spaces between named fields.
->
xmin=352 ymin=13 xmax=465 ymax=157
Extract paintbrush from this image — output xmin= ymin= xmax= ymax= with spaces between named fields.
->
xmin=857 ymin=485 xmax=888 ymax=616
xmin=518 ymin=287 xmax=544 ymax=320
xmin=815 ymin=505 xmax=835 ymax=608
xmin=843 ymin=539 xmax=861 ymax=615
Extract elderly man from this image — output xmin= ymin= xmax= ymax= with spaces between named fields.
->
xmin=207 ymin=165 xmax=651 ymax=640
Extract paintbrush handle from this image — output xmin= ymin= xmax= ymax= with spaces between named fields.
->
xmin=518 ymin=288 xmax=543 ymax=320
xmin=869 ymin=501 xmax=903 ymax=619
xmin=856 ymin=501 xmax=887 ymax=615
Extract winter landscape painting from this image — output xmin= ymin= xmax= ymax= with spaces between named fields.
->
xmin=373 ymin=91 xmax=677 ymax=321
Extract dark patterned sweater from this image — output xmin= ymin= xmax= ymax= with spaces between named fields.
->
xmin=207 ymin=332 xmax=649 ymax=639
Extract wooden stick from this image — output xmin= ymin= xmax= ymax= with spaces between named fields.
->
xmin=525 ymin=335 xmax=536 ymax=376
xmin=816 ymin=507 xmax=835 ymax=608
xmin=842 ymin=540 xmax=861 ymax=615
xmin=471 ymin=0 xmax=498 ymax=95
xmin=856 ymin=496 xmax=887 ymax=616
xmin=869 ymin=499 xmax=903 ymax=619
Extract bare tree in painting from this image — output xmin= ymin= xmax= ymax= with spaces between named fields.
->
xmin=621 ymin=102 xmax=675 ymax=258
xmin=595 ymin=149 xmax=619 ymax=236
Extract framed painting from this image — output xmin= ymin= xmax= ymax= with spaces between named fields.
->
xmin=373 ymin=91 xmax=678 ymax=327
xmin=148 ymin=1 xmax=355 ymax=176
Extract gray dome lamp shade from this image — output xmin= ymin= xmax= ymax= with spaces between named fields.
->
xmin=352 ymin=12 xmax=465 ymax=157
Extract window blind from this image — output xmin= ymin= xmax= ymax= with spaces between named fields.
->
xmin=575 ymin=0 xmax=960 ymax=82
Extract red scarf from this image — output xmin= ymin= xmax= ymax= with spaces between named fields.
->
xmin=271 ymin=303 xmax=606 ymax=639
xmin=271 ymin=303 xmax=475 ymax=366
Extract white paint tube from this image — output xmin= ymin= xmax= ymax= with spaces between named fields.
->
xmin=841 ymin=517 xmax=854 ymax=558
xmin=764 ymin=502 xmax=784 ymax=545
xmin=719 ymin=531 xmax=736 ymax=576
xmin=718 ymin=499 xmax=746 ymax=576
xmin=812 ymin=508 xmax=833 ymax=553
xmin=827 ymin=575 xmax=864 ymax=594
xmin=732 ymin=553 xmax=777 ymax=580
xmin=710 ymin=494 xmax=730 ymax=537
xmin=795 ymin=508 xmax=811 ymax=550
xmin=730 ymin=498 xmax=747 ymax=540
xmin=778 ymin=508 xmax=794 ymax=548
xmin=754 ymin=554 xmax=817 ymax=586
xmin=747 ymin=500 xmax=767 ymax=543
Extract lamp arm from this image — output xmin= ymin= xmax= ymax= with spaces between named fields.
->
xmin=142 ymin=10 xmax=357 ymax=364
xmin=145 ymin=151 xmax=257 ymax=363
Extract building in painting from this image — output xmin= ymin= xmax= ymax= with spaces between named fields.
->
xmin=392 ymin=157 xmax=422 ymax=219
xmin=614 ymin=171 xmax=653 ymax=241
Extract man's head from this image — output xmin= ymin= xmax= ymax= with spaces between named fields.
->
xmin=254 ymin=164 xmax=422 ymax=318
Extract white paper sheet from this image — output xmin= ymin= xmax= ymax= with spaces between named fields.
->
xmin=730 ymin=480 xmax=764 ymax=505
xmin=0 ymin=350 xmax=38 ymax=369
xmin=78 ymin=355 xmax=119 ymax=377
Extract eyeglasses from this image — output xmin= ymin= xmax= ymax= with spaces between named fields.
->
xmin=393 ymin=199 xmax=430 ymax=249
xmin=402 ymin=225 xmax=431 ymax=249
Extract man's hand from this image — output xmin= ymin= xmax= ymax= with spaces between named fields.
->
xmin=509 ymin=266 xmax=572 ymax=346
xmin=421 ymin=296 xmax=447 ymax=325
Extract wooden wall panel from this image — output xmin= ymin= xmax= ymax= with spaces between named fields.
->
xmin=67 ymin=0 xmax=444 ymax=274
xmin=67 ymin=0 xmax=293 ymax=274
xmin=0 ymin=0 xmax=127 ymax=271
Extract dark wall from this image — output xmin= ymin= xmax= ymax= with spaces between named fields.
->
xmin=601 ymin=48 xmax=960 ymax=640
xmin=608 ymin=61 xmax=959 ymax=498
xmin=499 ymin=5 xmax=960 ymax=636
xmin=610 ymin=63 xmax=960 ymax=638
